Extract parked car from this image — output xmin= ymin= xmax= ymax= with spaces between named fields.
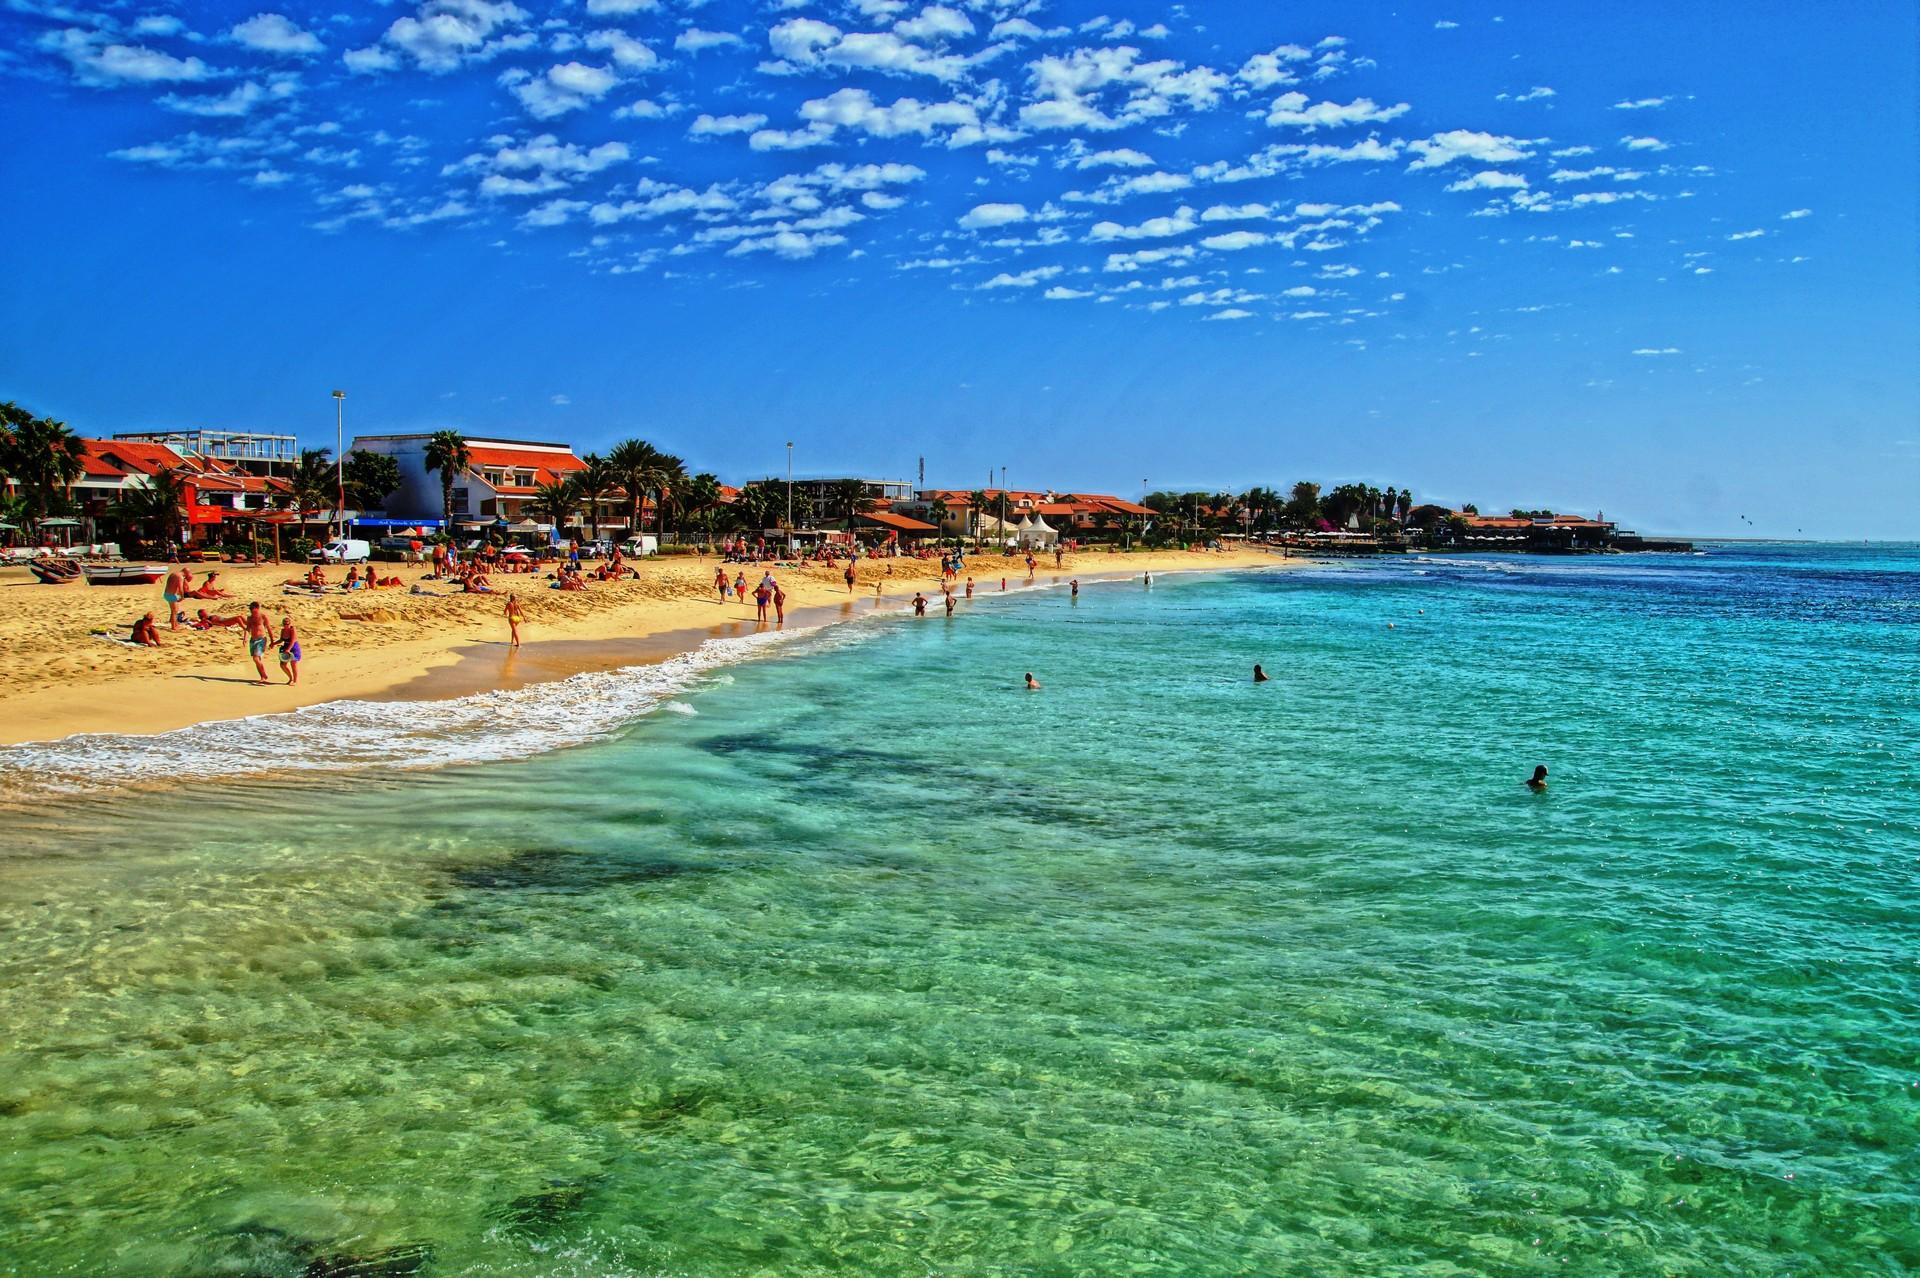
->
xmin=620 ymin=535 xmax=659 ymax=557
xmin=580 ymin=538 xmax=616 ymax=558
xmin=310 ymin=538 xmax=371 ymax=563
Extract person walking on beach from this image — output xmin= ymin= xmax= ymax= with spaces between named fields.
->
xmin=244 ymin=602 xmax=273 ymax=684
xmin=505 ymin=593 xmax=524 ymax=648
xmin=844 ymin=562 xmax=857 ymax=594
xmin=277 ymin=615 xmax=301 ymax=685
xmin=715 ymin=566 xmax=730 ymax=600
xmin=162 ymin=565 xmax=190 ymax=630
xmin=733 ymin=571 xmax=748 ymax=604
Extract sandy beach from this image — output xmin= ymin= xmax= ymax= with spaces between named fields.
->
xmin=0 ymin=546 xmax=1290 ymax=746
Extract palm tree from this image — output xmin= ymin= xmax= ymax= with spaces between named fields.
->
xmin=729 ymin=482 xmax=776 ymax=536
xmin=343 ymin=449 xmax=401 ymax=513
xmin=675 ymin=471 xmax=723 ymax=544
xmin=607 ymin=438 xmax=661 ymax=538
xmin=423 ymin=431 xmax=471 ymax=530
xmin=527 ymin=478 xmax=579 ymax=533
xmin=0 ymin=404 xmax=86 ymax=533
xmin=1286 ymin=481 xmax=1322 ymax=528
xmin=650 ymin=453 xmax=687 ymax=540
xmin=573 ymin=453 xmax=616 ymax=539
xmin=967 ymin=489 xmax=989 ymax=545
xmin=288 ymin=448 xmax=335 ymax=535
xmin=830 ymin=478 xmax=869 ymax=533
xmin=928 ymin=496 xmax=949 ymax=536
xmin=110 ymin=469 xmax=188 ymax=548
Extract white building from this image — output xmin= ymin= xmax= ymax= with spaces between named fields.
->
xmin=349 ymin=434 xmax=588 ymax=527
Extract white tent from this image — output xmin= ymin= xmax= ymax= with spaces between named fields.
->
xmin=1015 ymin=511 xmax=1058 ymax=548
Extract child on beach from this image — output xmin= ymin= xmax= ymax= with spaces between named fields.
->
xmin=277 ymin=615 xmax=301 ymax=685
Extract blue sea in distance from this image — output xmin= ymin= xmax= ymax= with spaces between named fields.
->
xmin=0 ymin=543 xmax=1915 ymax=1276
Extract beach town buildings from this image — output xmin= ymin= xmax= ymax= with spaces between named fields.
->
xmin=348 ymin=433 xmax=589 ymax=530
xmin=64 ymin=438 xmax=291 ymax=547
xmin=109 ymin=428 xmax=298 ymax=478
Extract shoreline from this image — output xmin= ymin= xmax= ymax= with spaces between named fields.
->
xmin=0 ymin=549 xmax=1295 ymax=748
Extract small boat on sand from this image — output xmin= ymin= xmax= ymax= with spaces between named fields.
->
xmin=28 ymin=560 xmax=82 ymax=584
xmin=83 ymin=564 xmax=167 ymax=586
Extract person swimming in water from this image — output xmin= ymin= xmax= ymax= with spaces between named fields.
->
xmin=1024 ymin=672 xmax=1041 ymax=690
xmin=1526 ymin=765 xmax=1549 ymax=790
xmin=1253 ymin=664 xmax=1270 ymax=683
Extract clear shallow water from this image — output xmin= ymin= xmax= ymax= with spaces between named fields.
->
xmin=2 ymin=545 xmax=1916 ymax=1276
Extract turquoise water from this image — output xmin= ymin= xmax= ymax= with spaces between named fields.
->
xmin=2 ymin=545 xmax=1916 ymax=1275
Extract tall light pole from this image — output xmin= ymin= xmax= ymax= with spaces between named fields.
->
xmin=785 ymin=441 xmax=794 ymax=553
xmin=331 ymin=389 xmax=346 ymax=541
xmin=999 ymin=464 xmax=1007 ymax=548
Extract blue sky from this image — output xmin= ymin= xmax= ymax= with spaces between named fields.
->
xmin=2 ymin=0 xmax=1915 ymax=537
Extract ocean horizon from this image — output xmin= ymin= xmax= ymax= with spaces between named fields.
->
xmin=2 ymin=543 xmax=1915 ymax=1275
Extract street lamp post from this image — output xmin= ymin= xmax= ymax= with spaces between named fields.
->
xmin=331 ymin=389 xmax=346 ymax=542
xmin=785 ymin=441 xmax=794 ymax=554
xmin=999 ymin=465 xmax=1007 ymax=549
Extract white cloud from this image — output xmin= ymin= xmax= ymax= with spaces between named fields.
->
xmin=768 ymin=17 xmax=969 ymax=81
xmin=1103 ymin=244 xmax=1196 ymax=272
xmin=1445 ymin=169 xmax=1528 ymax=192
xmin=1022 ymin=45 xmax=1230 ymax=132
xmin=230 ymin=13 xmax=324 ymax=56
xmin=1497 ymin=86 xmax=1555 ymax=103
xmin=1434 ymin=19 xmax=1459 ymax=29
xmin=1632 ymin=347 xmax=1682 ymax=356
xmin=1781 ymin=208 xmax=1811 ymax=220
xmin=1077 ymin=147 xmax=1154 ymax=169
xmin=1044 ymin=285 xmax=1093 ymax=299
xmin=586 ymin=0 xmax=656 ymax=11
xmin=41 ymin=29 xmax=211 ymax=84
xmin=676 ymin=29 xmax=743 ymax=53
xmin=894 ymin=5 xmax=973 ymax=42
xmin=550 ymin=393 xmax=571 ymax=405
xmin=376 ymin=0 xmax=529 ymax=74
xmin=958 ymin=201 xmax=1027 ymax=229
xmin=689 ymin=113 xmax=768 ymax=136
xmin=1200 ymin=203 xmax=1268 ymax=221
xmin=1204 ymin=308 xmax=1254 ymax=321
xmin=1406 ymin=130 xmax=1530 ymax=170
xmin=1237 ymin=44 xmax=1310 ymax=89
xmin=1201 ymin=230 xmax=1267 ymax=251
xmin=1088 ymin=205 xmax=1198 ymax=241
xmin=508 ymin=62 xmax=618 ymax=119
xmin=1621 ymin=135 xmax=1669 ymax=151
xmin=785 ymin=86 xmax=994 ymax=144
xmin=522 ymin=197 xmax=588 ymax=227
xmin=1265 ymin=92 xmax=1409 ymax=130
xmin=585 ymin=29 xmax=659 ymax=71
xmin=1727 ymin=228 xmax=1765 ymax=240
xmin=1612 ymin=96 xmax=1669 ymax=110
xmin=159 ymin=81 xmax=291 ymax=117
xmin=727 ymin=228 xmax=848 ymax=259
xmin=978 ymin=264 xmax=1061 ymax=288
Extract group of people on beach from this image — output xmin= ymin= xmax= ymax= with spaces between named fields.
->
xmin=132 ymin=592 xmax=298 ymax=685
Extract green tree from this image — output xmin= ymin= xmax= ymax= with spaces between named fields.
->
xmin=0 ymin=403 xmax=87 ymax=532
xmin=423 ymin=431 xmax=471 ymax=529
xmin=573 ymin=453 xmax=617 ymax=539
xmin=967 ymin=489 xmax=989 ymax=545
xmin=728 ymin=481 xmax=777 ymax=535
xmin=675 ymin=471 xmax=723 ymax=543
xmin=527 ymin=478 xmax=579 ymax=533
xmin=343 ymin=449 xmax=400 ymax=512
xmin=1284 ymin=481 xmax=1321 ymax=528
xmin=607 ymin=438 xmax=663 ymax=537
xmin=288 ymin=448 xmax=335 ymax=532
xmin=650 ymin=453 xmax=688 ymax=539
xmin=830 ymin=478 xmax=870 ymax=533
xmin=110 ymin=469 xmax=188 ymax=548
xmin=928 ymin=496 xmax=949 ymax=534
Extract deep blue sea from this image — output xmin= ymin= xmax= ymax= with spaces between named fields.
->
xmin=1 ymin=543 xmax=1915 ymax=1276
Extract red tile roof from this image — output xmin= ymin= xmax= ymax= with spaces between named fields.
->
xmin=464 ymin=446 xmax=585 ymax=473
xmin=81 ymin=439 xmax=186 ymax=477
xmin=860 ymin=510 xmax=938 ymax=532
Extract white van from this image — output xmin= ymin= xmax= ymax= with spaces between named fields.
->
xmin=620 ymin=535 xmax=659 ymax=557
xmin=311 ymin=538 xmax=371 ymax=562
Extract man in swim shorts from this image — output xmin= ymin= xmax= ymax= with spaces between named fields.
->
xmin=162 ymin=566 xmax=190 ymax=630
xmin=244 ymin=601 xmax=273 ymax=684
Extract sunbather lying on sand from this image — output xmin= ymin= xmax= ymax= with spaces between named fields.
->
xmin=192 ymin=609 xmax=248 ymax=630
